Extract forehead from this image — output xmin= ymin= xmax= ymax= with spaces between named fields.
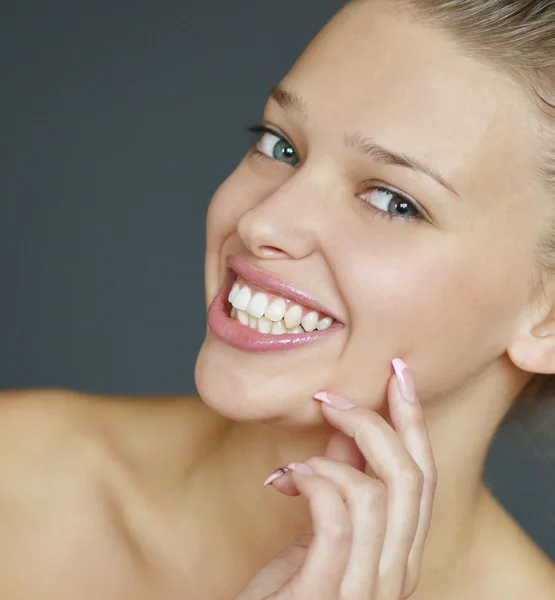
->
xmin=279 ymin=1 xmax=538 ymax=196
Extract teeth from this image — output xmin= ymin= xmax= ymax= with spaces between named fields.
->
xmin=265 ymin=298 xmax=286 ymax=322
xmin=271 ymin=321 xmax=287 ymax=335
xmin=247 ymin=292 xmax=269 ymax=318
xmin=284 ymin=305 xmax=303 ymax=329
xmin=228 ymin=283 xmax=336 ymax=335
xmin=317 ymin=317 xmax=333 ymax=331
xmin=228 ymin=282 xmax=240 ymax=303
xmin=257 ymin=316 xmax=272 ymax=334
xmin=301 ymin=311 xmax=319 ymax=332
xmin=232 ymin=286 xmax=251 ymax=311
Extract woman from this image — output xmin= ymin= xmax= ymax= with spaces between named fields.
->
xmin=2 ymin=0 xmax=555 ymax=598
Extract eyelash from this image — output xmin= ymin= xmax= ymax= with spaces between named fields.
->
xmin=245 ymin=123 xmax=425 ymax=223
xmin=359 ymin=186 xmax=424 ymax=223
xmin=246 ymin=124 xmax=295 ymax=162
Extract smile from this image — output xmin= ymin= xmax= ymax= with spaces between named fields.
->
xmin=207 ymin=255 xmax=343 ymax=352
xmin=229 ymin=278 xmax=335 ymax=334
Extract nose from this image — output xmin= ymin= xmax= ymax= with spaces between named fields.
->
xmin=236 ymin=174 xmax=321 ymax=261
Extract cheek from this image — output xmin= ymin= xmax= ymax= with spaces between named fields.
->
xmin=206 ymin=160 xmax=287 ymax=246
xmin=328 ymin=229 xmax=533 ymax=401
xmin=206 ymin=165 xmax=251 ymax=244
xmin=205 ymin=163 xmax=262 ymax=298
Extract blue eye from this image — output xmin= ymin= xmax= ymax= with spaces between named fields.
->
xmin=247 ymin=125 xmax=299 ymax=167
xmin=362 ymin=186 xmax=422 ymax=221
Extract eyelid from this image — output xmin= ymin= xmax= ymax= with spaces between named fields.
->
xmin=359 ymin=180 xmax=432 ymax=222
xmin=247 ymin=123 xmax=300 ymax=157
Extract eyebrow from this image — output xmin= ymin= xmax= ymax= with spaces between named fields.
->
xmin=269 ymin=84 xmax=459 ymax=197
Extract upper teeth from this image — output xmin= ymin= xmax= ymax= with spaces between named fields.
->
xmin=247 ymin=292 xmax=269 ymax=318
xmin=265 ymin=298 xmax=286 ymax=322
xmin=232 ymin=285 xmax=251 ymax=311
xmin=228 ymin=281 xmax=335 ymax=335
xmin=284 ymin=304 xmax=302 ymax=329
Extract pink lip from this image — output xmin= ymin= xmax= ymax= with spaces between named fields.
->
xmin=206 ymin=256 xmax=344 ymax=353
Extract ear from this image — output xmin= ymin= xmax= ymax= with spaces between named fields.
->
xmin=507 ymin=291 xmax=555 ymax=374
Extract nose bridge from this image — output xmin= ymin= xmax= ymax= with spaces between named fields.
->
xmin=237 ymin=169 xmax=325 ymax=259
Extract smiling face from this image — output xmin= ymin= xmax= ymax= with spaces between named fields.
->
xmin=195 ymin=0 xmax=551 ymax=428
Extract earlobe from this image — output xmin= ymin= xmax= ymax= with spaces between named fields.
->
xmin=507 ymin=322 xmax=555 ymax=374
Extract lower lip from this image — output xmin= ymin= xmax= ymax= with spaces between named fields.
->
xmin=207 ymin=273 xmax=343 ymax=353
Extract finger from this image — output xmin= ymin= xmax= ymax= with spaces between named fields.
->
xmin=369 ymin=370 xmax=426 ymax=599
xmin=388 ymin=360 xmax=437 ymax=596
xmin=316 ymin=397 xmax=423 ymax=599
xmin=284 ymin=466 xmax=352 ymax=600
xmin=264 ymin=466 xmax=299 ymax=496
xmin=324 ymin=431 xmax=366 ymax=472
xmin=265 ymin=431 xmax=366 ymax=497
xmin=304 ymin=456 xmax=387 ymax=599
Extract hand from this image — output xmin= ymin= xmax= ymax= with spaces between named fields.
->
xmin=236 ymin=359 xmax=437 ymax=600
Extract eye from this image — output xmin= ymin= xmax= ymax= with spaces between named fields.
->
xmin=247 ymin=124 xmax=299 ymax=167
xmin=360 ymin=186 xmax=423 ymax=221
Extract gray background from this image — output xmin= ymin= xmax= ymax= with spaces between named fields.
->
xmin=2 ymin=0 xmax=553 ymax=558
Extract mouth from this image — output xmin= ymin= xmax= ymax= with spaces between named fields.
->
xmin=207 ymin=255 xmax=344 ymax=353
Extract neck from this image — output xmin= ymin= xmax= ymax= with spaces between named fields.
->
xmin=189 ymin=359 xmax=528 ymax=598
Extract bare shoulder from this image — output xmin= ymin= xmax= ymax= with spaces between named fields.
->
xmin=0 ymin=388 xmax=199 ymax=599
xmin=0 ymin=387 xmax=132 ymax=492
xmin=472 ymin=487 xmax=555 ymax=600
xmin=0 ymin=387 xmax=221 ymax=466
xmin=0 ymin=388 xmax=108 ymax=480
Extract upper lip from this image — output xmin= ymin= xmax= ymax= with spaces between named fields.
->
xmin=226 ymin=254 xmax=343 ymax=323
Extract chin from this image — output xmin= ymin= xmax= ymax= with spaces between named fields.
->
xmin=194 ymin=254 xmax=352 ymax=429
xmin=195 ymin=332 xmax=343 ymax=430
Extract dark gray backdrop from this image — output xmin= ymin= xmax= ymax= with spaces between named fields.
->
xmin=2 ymin=0 xmax=553 ymax=558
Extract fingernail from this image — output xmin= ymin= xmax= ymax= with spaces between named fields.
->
xmin=313 ymin=391 xmax=355 ymax=409
xmin=392 ymin=358 xmax=417 ymax=403
xmin=263 ymin=466 xmax=291 ymax=487
xmin=287 ymin=462 xmax=314 ymax=476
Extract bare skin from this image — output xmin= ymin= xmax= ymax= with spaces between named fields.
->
xmin=0 ymin=388 xmax=551 ymax=599
xmin=2 ymin=1 xmax=555 ymax=598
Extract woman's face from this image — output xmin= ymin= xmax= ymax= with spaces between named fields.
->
xmin=196 ymin=0 xmax=548 ymax=428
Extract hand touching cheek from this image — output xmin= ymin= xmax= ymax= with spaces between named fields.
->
xmin=238 ymin=359 xmax=437 ymax=600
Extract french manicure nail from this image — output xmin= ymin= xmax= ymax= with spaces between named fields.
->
xmin=263 ymin=466 xmax=291 ymax=487
xmin=392 ymin=358 xmax=417 ymax=403
xmin=313 ymin=391 xmax=355 ymax=409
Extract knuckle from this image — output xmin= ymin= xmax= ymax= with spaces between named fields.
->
xmin=325 ymin=518 xmax=352 ymax=545
xmin=400 ymin=466 xmax=424 ymax=495
xmin=353 ymin=479 xmax=386 ymax=508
